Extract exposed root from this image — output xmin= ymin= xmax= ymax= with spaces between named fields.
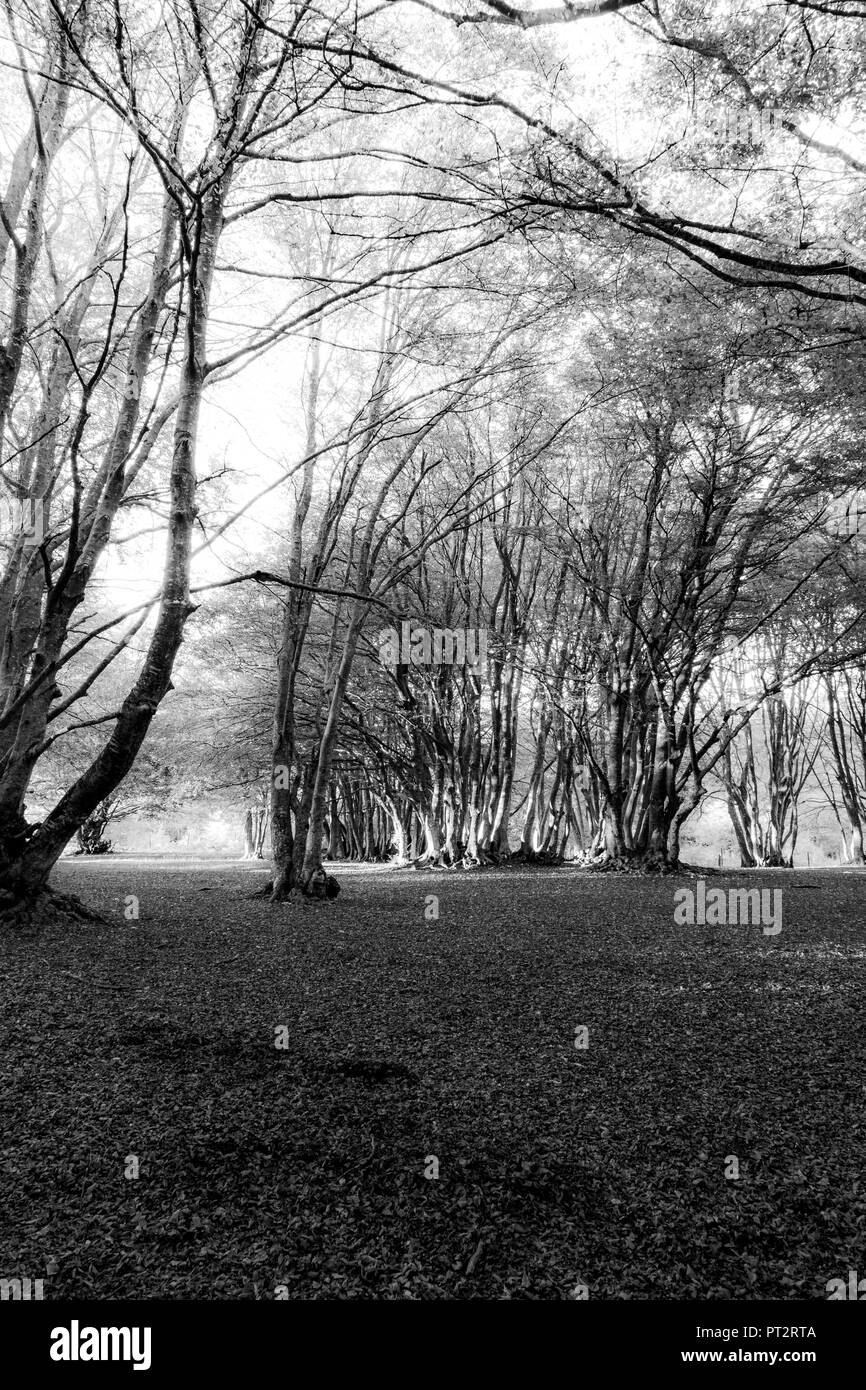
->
xmin=511 ymin=847 xmax=565 ymax=866
xmin=579 ymin=851 xmax=710 ymax=877
xmin=460 ymin=847 xmax=499 ymax=868
xmin=248 ymin=870 xmax=340 ymax=903
xmin=248 ymin=879 xmax=295 ymax=903
xmin=303 ymin=870 xmax=340 ymax=900
xmin=248 ymin=881 xmax=278 ymax=900
xmin=0 ymin=886 xmax=107 ymax=931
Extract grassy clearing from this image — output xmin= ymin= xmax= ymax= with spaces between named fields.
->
xmin=1 ymin=860 xmax=863 ymax=1299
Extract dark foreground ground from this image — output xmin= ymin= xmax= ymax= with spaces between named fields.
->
xmin=0 ymin=860 xmax=863 ymax=1299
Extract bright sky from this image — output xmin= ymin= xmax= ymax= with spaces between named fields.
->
xmin=4 ymin=2 xmax=860 ymax=619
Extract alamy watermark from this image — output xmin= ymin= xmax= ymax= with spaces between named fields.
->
xmin=50 ymin=1322 xmax=152 ymax=1370
xmin=826 ymin=489 xmax=866 ymax=541
xmin=674 ymin=881 xmax=782 ymax=936
xmin=0 ymin=497 xmax=44 ymax=547
xmin=377 ymin=621 xmax=487 ymax=670
xmin=635 ymin=102 xmax=795 ymax=156
xmin=693 ymin=103 xmax=789 ymax=147
xmin=0 ymin=1275 xmax=44 ymax=1299
xmin=826 ymin=1269 xmax=866 ymax=1299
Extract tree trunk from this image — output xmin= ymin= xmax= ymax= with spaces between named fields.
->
xmin=0 ymin=182 xmax=223 ymax=910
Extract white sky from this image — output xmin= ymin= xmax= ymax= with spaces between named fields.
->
xmin=3 ymin=3 xmax=862 ymax=617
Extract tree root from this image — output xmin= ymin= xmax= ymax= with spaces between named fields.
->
xmin=0 ymin=886 xmax=107 ymax=931
xmin=248 ymin=872 xmax=340 ymax=903
xmin=579 ymin=850 xmax=709 ymax=876
xmin=511 ymin=847 xmax=565 ymax=866
xmin=248 ymin=881 xmax=277 ymax=900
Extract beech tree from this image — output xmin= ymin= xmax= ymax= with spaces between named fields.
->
xmin=822 ymin=662 xmax=866 ymax=863
xmin=715 ymin=649 xmax=824 ymax=868
xmin=2 ymin=0 xmax=864 ymax=918
xmin=0 ymin=0 xmax=513 ymax=912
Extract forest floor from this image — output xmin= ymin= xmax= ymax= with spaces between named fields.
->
xmin=1 ymin=859 xmax=863 ymax=1300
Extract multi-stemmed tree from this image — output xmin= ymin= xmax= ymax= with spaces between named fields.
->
xmin=3 ymin=0 xmax=865 ymax=914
